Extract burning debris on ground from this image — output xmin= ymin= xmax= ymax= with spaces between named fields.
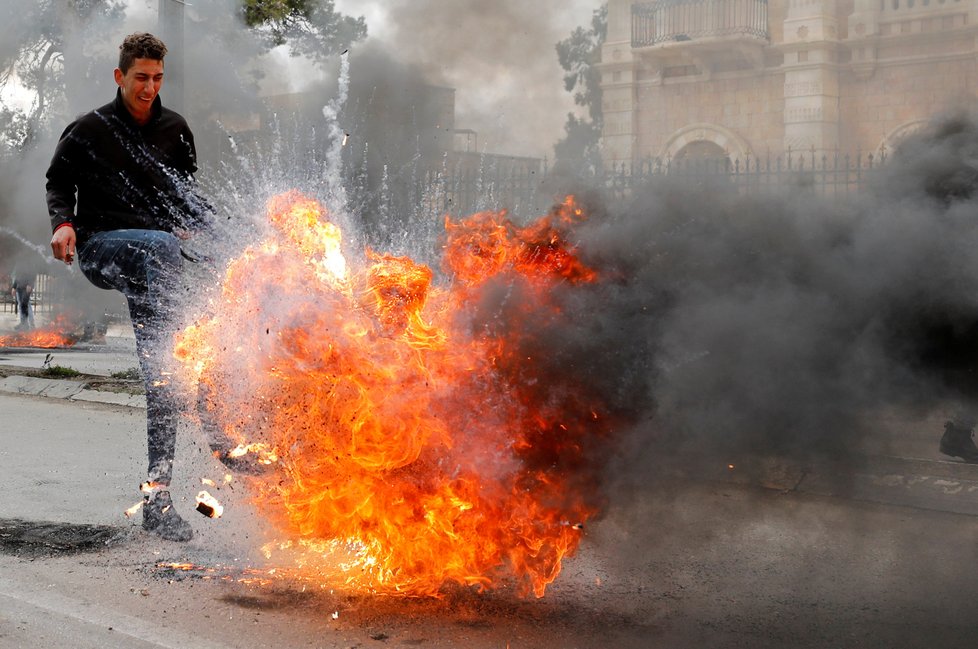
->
xmin=0 ymin=313 xmax=83 ymax=349
xmin=195 ymin=490 xmax=225 ymax=518
xmin=150 ymin=561 xmax=241 ymax=584
xmin=145 ymin=554 xmax=645 ymax=640
xmin=0 ymin=304 xmax=116 ymax=350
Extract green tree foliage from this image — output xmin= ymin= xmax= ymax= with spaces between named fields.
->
xmin=553 ymin=4 xmax=607 ymax=175
xmin=242 ymin=0 xmax=366 ymax=63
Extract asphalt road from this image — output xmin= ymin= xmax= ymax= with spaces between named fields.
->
xmin=2 ymin=390 xmax=978 ymax=648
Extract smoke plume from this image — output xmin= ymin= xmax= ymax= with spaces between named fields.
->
xmin=335 ymin=0 xmax=599 ymax=158
xmin=470 ymin=112 xmax=978 ymax=497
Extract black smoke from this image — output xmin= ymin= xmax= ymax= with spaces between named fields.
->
xmin=347 ymin=0 xmax=594 ymax=158
xmin=465 ymin=112 xmax=978 ymax=491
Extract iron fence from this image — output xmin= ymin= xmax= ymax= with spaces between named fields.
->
xmin=424 ymin=149 xmax=887 ymax=218
xmin=2 ymin=273 xmax=58 ymax=320
xmin=421 ymin=166 xmax=551 ymax=219
xmin=3 ymin=150 xmax=887 ymax=317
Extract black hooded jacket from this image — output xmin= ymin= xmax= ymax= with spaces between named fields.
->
xmin=45 ymin=89 xmax=210 ymax=245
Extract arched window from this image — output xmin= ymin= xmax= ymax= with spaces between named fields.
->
xmin=674 ymin=141 xmax=730 ymax=171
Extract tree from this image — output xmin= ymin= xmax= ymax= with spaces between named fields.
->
xmin=242 ymin=0 xmax=367 ymax=65
xmin=0 ymin=1 xmax=366 ymax=153
xmin=0 ymin=0 xmax=125 ymax=151
xmin=553 ymin=4 xmax=607 ymax=176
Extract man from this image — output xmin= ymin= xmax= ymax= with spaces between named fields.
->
xmin=46 ymin=33 xmax=210 ymax=541
xmin=10 ymin=263 xmax=35 ymax=331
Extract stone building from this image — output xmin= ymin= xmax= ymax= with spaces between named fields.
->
xmin=598 ymin=0 xmax=978 ymax=167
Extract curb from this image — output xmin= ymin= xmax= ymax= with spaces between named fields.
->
xmin=0 ymin=375 xmax=146 ymax=409
xmin=799 ymin=455 xmax=978 ymax=517
xmin=705 ymin=454 xmax=978 ymax=517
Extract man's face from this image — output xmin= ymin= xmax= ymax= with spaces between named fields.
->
xmin=114 ymin=58 xmax=164 ymax=123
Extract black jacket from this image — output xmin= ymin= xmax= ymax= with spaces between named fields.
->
xmin=45 ymin=90 xmax=210 ymax=244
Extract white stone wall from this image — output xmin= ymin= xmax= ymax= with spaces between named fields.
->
xmin=599 ymin=0 xmax=978 ymax=168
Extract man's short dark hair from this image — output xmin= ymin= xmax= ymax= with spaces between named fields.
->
xmin=119 ymin=33 xmax=168 ymax=73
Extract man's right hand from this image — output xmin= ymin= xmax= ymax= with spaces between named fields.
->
xmin=51 ymin=225 xmax=76 ymax=265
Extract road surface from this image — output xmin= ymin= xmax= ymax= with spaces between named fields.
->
xmin=2 ymin=391 xmax=978 ymax=648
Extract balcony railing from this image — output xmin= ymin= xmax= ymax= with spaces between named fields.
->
xmin=632 ymin=0 xmax=769 ymax=47
xmin=879 ymin=0 xmax=966 ymax=16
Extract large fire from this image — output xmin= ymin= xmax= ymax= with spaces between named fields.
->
xmin=175 ymin=191 xmax=610 ymax=598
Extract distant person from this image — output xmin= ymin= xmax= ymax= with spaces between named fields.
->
xmin=45 ymin=32 xmax=211 ymax=541
xmin=10 ymin=264 xmax=36 ymax=331
xmin=0 ymin=270 xmax=9 ymax=313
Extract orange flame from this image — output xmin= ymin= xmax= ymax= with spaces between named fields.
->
xmin=0 ymin=313 xmax=79 ymax=348
xmin=175 ymin=191 xmax=607 ymax=598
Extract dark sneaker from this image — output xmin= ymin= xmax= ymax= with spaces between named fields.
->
xmin=142 ymin=490 xmax=193 ymax=542
xmin=939 ymin=422 xmax=978 ymax=463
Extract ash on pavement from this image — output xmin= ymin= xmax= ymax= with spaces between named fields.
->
xmin=0 ymin=518 xmax=127 ymax=558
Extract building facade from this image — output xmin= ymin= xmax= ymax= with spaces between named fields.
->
xmin=598 ymin=0 xmax=978 ymax=167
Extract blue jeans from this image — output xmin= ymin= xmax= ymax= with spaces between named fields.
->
xmin=78 ymin=229 xmax=183 ymax=486
xmin=14 ymin=287 xmax=34 ymax=329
